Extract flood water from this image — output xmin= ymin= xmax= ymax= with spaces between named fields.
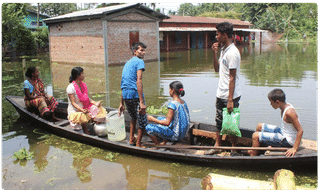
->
xmin=2 ymin=42 xmax=317 ymax=189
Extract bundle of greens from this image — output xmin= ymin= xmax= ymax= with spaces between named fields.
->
xmin=12 ymin=148 xmax=34 ymax=160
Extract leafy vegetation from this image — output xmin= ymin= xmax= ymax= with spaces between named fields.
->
xmin=12 ymin=148 xmax=34 ymax=160
xmin=147 ymin=106 xmax=168 ymax=115
xmin=177 ymin=3 xmax=317 ymax=41
xmin=33 ymin=27 xmax=49 ymax=49
xmin=2 ymin=3 xmax=36 ymax=55
xmin=36 ymin=3 xmax=77 ymax=17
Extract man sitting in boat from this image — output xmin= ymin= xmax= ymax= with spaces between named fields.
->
xmin=145 ymin=81 xmax=191 ymax=145
xmin=66 ymin=67 xmax=107 ymax=134
xmin=248 ymin=89 xmax=303 ymax=157
xmin=23 ymin=67 xmax=59 ymax=121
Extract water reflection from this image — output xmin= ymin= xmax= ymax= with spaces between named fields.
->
xmin=73 ymin=157 xmax=93 ymax=183
xmin=29 ymin=140 xmax=50 ymax=172
xmin=241 ymin=43 xmax=317 ymax=87
xmin=123 ymin=160 xmax=148 ymax=189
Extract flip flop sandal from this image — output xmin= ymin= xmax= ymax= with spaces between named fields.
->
xmin=129 ymin=137 xmax=137 ymax=146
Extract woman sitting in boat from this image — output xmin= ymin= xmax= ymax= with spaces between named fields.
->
xmin=146 ymin=81 xmax=191 ymax=145
xmin=66 ymin=67 xmax=107 ymax=134
xmin=23 ymin=67 xmax=59 ymax=121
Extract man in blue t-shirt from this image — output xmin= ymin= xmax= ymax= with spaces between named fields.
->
xmin=118 ymin=42 xmax=148 ymax=148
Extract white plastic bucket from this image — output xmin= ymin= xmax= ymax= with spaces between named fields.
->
xmin=106 ymin=111 xmax=126 ymax=141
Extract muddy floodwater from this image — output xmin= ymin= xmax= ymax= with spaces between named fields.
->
xmin=2 ymin=42 xmax=317 ymax=189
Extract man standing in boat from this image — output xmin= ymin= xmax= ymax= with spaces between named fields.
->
xmin=206 ymin=22 xmax=242 ymax=155
xmin=118 ymin=42 xmax=148 ymax=148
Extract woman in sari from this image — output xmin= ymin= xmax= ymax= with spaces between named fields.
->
xmin=66 ymin=67 xmax=107 ymax=134
xmin=24 ymin=67 xmax=59 ymax=121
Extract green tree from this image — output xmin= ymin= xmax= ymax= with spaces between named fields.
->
xmin=15 ymin=25 xmax=36 ymax=55
xmin=168 ymin=10 xmax=176 ymax=15
xmin=38 ymin=3 xmax=77 ymax=17
xmin=178 ymin=3 xmax=198 ymax=16
xmin=199 ymin=11 xmax=242 ymax=20
xmin=212 ymin=3 xmax=235 ymax=12
xmin=25 ymin=3 xmax=37 ymax=12
xmin=2 ymin=3 xmax=36 ymax=55
xmin=33 ymin=27 xmax=49 ymax=49
xmin=97 ymin=3 xmax=123 ymax=8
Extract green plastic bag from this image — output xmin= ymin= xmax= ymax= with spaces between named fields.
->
xmin=220 ymin=108 xmax=241 ymax=137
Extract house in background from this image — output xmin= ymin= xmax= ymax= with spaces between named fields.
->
xmin=24 ymin=10 xmax=50 ymax=31
xmin=159 ymin=15 xmax=259 ymax=52
xmin=43 ymin=3 xmax=168 ymax=66
xmin=44 ymin=3 xmax=168 ymax=106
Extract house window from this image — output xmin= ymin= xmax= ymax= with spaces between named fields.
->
xmin=129 ymin=31 xmax=139 ymax=48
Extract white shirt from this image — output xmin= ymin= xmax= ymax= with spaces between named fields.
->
xmin=66 ymin=83 xmax=83 ymax=117
xmin=216 ymin=43 xmax=242 ymax=99
xmin=281 ymin=104 xmax=299 ymax=146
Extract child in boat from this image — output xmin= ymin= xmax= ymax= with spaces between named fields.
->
xmin=23 ymin=67 xmax=59 ymax=121
xmin=145 ymin=81 xmax=191 ymax=145
xmin=66 ymin=67 xmax=107 ymax=134
xmin=118 ymin=42 xmax=148 ymax=148
xmin=249 ymin=89 xmax=303 ymax=157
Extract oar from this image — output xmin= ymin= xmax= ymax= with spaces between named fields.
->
xmin=154 ymin=145 xmax=289 ymax=151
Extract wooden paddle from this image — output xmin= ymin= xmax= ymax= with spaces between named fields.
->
xmin=154 ymin=145 xmax=289 ymax=151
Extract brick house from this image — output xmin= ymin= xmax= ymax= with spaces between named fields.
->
xmin=44 ymin=3 xmax=168 ymax=66
xmin=159 ymin=15 xmax=257 ymax=52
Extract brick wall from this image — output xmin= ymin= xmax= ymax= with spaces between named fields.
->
xmin=49 ymin=19 xmax=105 ymax=65
xmin=107 ymin=12 xmax=159 ymax=65
xmin=49 ymin=12 xmax=159 ymax=66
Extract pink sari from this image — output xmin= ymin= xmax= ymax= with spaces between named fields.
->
xmin=72 ymin=81 xmax=99 ymax=117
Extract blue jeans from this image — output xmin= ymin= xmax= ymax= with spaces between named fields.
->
xmin=259 ymin=123 xmax=292 ymax=147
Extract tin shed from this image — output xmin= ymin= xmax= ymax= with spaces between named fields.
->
xmin=44 ymin=3 xmax=168 ymax=66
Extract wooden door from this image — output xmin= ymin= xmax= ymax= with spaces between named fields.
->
xmin=129 ymin=31 xmax=139 ymax=48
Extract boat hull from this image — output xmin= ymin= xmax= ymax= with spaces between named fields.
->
xmin=6 ymin=96 xmax=317 ymax=168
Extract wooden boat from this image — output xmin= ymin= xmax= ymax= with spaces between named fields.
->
xmin=6 ymin=95 xmax=317 ymax=168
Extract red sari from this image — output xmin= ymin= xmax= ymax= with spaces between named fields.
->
xmin=24 ymin=78 xmax=58 ymax=117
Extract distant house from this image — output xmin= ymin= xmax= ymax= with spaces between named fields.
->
xmin=159 ymin=15 xmax=262 ymax=52
xmin=43 ymin=3 xmax=168 ymax=65
xmin=24 ymin=10 xmax=50 ymax=31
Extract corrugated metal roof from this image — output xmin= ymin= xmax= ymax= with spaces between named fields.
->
xmin=44 ymin=3 xmax=169 ymax=24
xmin=159 ymin=27 xmax=217 ymax=31
xmin=159 ymin=27 xmax=265 ymax=32
xmin=162 ymin=15 xmax=252 ymax=26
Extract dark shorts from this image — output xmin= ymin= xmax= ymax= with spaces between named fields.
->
xmin=124 ymin=98 xmax=148 ymax=130
xmin=215 ymin=96 xmax=241 ymax=131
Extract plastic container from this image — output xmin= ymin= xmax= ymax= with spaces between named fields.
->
xmin=106 ymin=111 xmax=126 ymax=141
